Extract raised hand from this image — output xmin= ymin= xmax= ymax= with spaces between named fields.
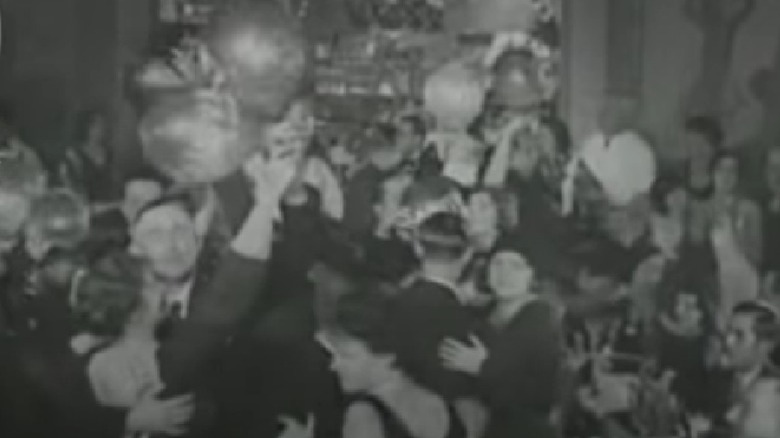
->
xmin=439 ymin=334 xmax=487 ymax=375
xmin=126 ymin=384 xmax=194 ymax=436
xmin=243 ymin=147 xmax=299 ymax=205
xmin=277 ymin=414 xmax=315 ymax=438
xmin=565 ymin=332 xmax=591 ymax=372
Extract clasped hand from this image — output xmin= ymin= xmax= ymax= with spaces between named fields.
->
xmin=439 ymin=334 xmax=487 ymax=375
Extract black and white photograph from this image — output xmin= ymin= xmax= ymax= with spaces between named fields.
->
xmin=0 ymin=1 xmax=779 ymax=437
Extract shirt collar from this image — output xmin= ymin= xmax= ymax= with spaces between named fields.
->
xmin=419 ymin=274 xmax=468 ymax=304
xmin=164 ymin=278 xmax=195 ymax=318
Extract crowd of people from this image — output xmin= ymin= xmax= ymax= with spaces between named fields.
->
xmin=1 ymin=2 xmax=780 ymax=438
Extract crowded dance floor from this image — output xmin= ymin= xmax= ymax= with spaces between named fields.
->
xmin=1 ymin=1 xmax=780 ymax=437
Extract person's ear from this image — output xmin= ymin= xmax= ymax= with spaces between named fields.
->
xmin=128 ymin=233 xmax=144 ymax=257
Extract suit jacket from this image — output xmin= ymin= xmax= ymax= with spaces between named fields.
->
xmin=389 ymin=279 xmax=481 ymax=400
xmin=479 ymin=300 xmax=562 ymax=438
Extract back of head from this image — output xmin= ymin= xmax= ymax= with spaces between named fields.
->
xmin=416 ymin=211 xmax=469 ymax=261
xmin=71 ymin=251 xmax=145 ymax=337
xmin=205 ymin=1 xmax=309 ymax=121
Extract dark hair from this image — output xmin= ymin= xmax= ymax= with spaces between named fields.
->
xmin=314 ymin=221 xmax=367 ymax=282
xmin=71 ymin=252 xmax=146 ymax=337
xmin=573 ymin=237 xmax=630 ymax=283
xmin=397 ymin=115 xmax=426 ymax=138
xmin=684 ymin=116 xmax=723 ymax=149
xmin=733 ymin=301 xmax=780 ymax=342
xmin=650 ymin=174 xmax=685 ymax=215
xmin=333 ymin=290 xmax=396 ymax=355
xmin=417 ymin=212 xmax=469 ymax=260
xmin=133 ymin=192 xmax=199 ymax=225
xmin=401 ymin=175 xmax=459 ymax=207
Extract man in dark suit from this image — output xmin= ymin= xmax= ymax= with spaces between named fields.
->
xmin=389 ymin=211 xmax=481 ymax=400
xmin=9 ymin=146 xmax=295 ymax=438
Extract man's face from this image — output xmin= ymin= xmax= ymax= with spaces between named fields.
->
xmin=131 ymin=204 xmax=200 ymax=280
xmin=685 ymin=131 xmax=714 ymax=167
xmin=726 ymin=314 xmax=766 ymax=372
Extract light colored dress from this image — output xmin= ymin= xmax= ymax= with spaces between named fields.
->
xmin=711 ymin=214 xmax=760 ymax=326
xmin=87 ymin=338 xmax=161 ymax=438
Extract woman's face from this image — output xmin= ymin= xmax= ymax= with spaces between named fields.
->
xmin=509 ymin=131 xmax=542 ymax=177
xmin=488 ymin=250 xmax=534 ymax=299
xmin=264 ymin=119 xmax=309 ymax=164
xmin=320 ymin=333 xmax=392 ymax=394
xmin=285 ymin=99 xmax=315 ymax=141
xmin=685 ymin=132 xmax=714 ymax=167
xmin=468 ymin=192 xmax=499 ymax=234
xmin=673 ymin=293 xmax=703 ymax=328
xmin=713 ymin=156 xmax=739 ymax=195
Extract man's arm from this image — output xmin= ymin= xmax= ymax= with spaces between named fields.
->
xmin=157 ymin=201 xmax=275 ymax=396
xmin=157 ymin=145 xmax=296 ymax=398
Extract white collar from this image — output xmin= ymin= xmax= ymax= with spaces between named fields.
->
xmin=419 ymin=274 xmax=468 ymax=304
xmin=163 ymin=278 xmax=196 ymax=318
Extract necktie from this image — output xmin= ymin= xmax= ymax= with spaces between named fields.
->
xmin=168 ymin=301 xmax=184 ymax=320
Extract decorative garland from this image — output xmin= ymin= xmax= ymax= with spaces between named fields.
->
xmin=347 ymin=0 xmax=445 ymax=31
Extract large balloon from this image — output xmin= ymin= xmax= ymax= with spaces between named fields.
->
xmin=139 ymin=91 xmax=262 ymax=184
xmin=25 ymin=189 xmax=90 ymax=256
xmin=423 ymin=61 xmax=485 ymax=131
xmin=205 ymin=2 xmax=309 ymax=122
